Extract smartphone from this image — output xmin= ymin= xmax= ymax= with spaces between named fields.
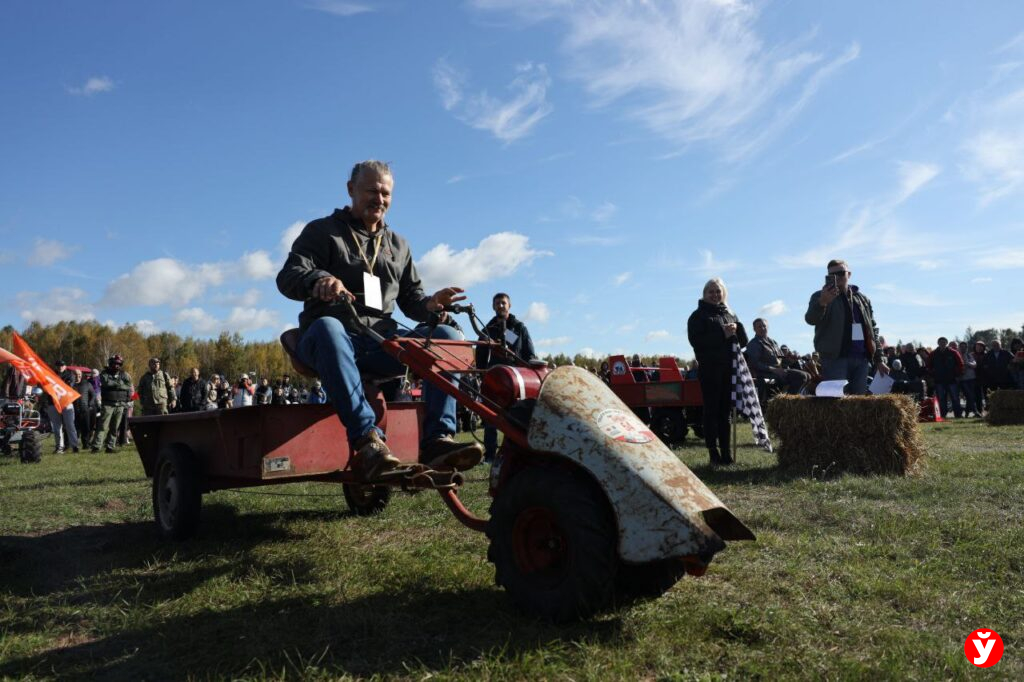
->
xmin=825 ymin=274 xmax=838 ymax=288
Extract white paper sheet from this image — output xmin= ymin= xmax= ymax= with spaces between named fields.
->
xmin=815 ymin=379 xmax=848 ymax=398
xmin=868 ymin=372 xmax=894 ymax=395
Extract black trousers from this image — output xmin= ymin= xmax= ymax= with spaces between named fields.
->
xmin=698 ymin=362 xmax=732 ymax=461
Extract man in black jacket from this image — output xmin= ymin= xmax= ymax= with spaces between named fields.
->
xmin=71 ymin=369 xmax=97 ymax=447
xmin=475 ymin=292 xmax=536 ymax=461
xmin=178 ymin=367 xmax=208 ymax=412
xmin=746 ymin=318 xmax=809 ymax=394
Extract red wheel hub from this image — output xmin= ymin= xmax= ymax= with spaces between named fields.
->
xmin=512 ymin=506 xmax=568 ymax=580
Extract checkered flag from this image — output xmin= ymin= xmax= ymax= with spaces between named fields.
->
xmin=731 ymin=341 xmax=773 ymax=453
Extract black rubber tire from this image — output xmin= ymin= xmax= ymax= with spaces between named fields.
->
xmin=152 ymin=444 xmax=203 ymax=541
xmin=487 ymin=465 xmax=617 ymax=621
xmin=19 ymin=430 xmax=42 ymax=464
xmin=343 ymin=483 xmax=391 ymax=516
xmin=651 ymin=408 xmax=687 ymax=444
xmin=615 ymin=557 xmax=688 ymax=601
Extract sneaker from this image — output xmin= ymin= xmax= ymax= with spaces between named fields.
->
xmin=352 ymin=430 xmax=401 ymax=480
xmin=421 ymin=435 xmax=483 ymax=471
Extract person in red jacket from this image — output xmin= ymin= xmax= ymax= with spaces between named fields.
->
xmin=927 ymin=337 xmax=964 ymax=418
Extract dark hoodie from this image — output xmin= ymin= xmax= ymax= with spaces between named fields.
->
xmin=687 ymin=299 xmax=749 ymax=368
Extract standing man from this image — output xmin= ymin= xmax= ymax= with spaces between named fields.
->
xmin=178 ymin=367 xmax=207 ymax=412
xmin=72 ymin=369 xmax=97 ymax=446
xmin=746 ymin=318 xmax=809 ymax=395
xmin=474 ymin=292 xmax=537 ymax=462
xmin=255 ymin=377 xmax=274 ymax=405
xmin=927 ymin=337 xmax=963 ymax=418
xmin=138 ymin=357 xmax=176 ymax=416
xmin=276 ymin=159 xmax=483 ymax=479
xmin=91 ymin=355 xmax=132 ymax=453
xmin=804 ymin=259 xmax=887 ymax=395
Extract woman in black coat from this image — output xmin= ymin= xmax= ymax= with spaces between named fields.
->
xmin=687 ymin=278 xmax=748 ymax=465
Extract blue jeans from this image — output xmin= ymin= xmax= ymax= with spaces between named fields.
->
xmin=935 ymin=382 xmax=961 ymax=418
xmin=820 ymin=356 xmax=870 ymax=395
xmin=297 ymin=317 xmax=460 ymax=445
xmin=959 ymin=379 xmax=977 ymax=415
xmin=484 ymin=425 xmax=498 ymax=461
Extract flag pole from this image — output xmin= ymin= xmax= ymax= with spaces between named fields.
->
xmin=732 ymin=405 xmax=738 ymax=462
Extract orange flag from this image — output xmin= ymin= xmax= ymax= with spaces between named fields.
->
xmin=10 ymin=333 xmax=80 ymax=412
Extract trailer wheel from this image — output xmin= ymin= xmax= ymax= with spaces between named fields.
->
xmin=153 ymin=445 xmax=202 ymax=540
xmin=19 ymin=431 xmax=42 ymax=463
xmin=343 ymin=483 xmax=391 ymax=516
xmin=616 ymin=557 xmax=688 ymax=600
xmin=487 ymin=465 xmax=617 ymax=621
xmin=651 ymin=409 xmax=687 ymax=444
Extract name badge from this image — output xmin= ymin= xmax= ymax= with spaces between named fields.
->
xmin=504 ymin=328 xmax=519 ymax=345
xmin=363 ymin=271 xmax=383 ymax=311
xmin=851 ymin=322 xmax=864 ymax=341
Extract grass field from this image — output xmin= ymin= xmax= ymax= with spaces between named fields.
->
xmin=1 ymin=419 xmax=1022 ymax=681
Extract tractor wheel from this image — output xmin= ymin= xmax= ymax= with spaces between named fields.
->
xmin=615 ymin=557 xmax=688 ymax=601
xmin=152 ymin=444 xmax=203 ymax=541
xmin=19 ymin=431 xmax=43 ymax=463
xmin=651 ymin=409 xmax=687 ymax=444
xmin=487 ymin=465 xmax=617 ymax=621
xmin=343 ymin=483 xmax=391 ymax=516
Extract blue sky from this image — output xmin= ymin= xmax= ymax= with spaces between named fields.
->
xmin=2 ymin=0 xmax=1023 ymax=360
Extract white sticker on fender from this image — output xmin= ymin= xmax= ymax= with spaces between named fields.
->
xmin=596 ymin=408 xmax=655 ymax=444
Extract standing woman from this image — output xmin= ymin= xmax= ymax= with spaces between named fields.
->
xmin=687 ymin=278 xmax=749 ymax=465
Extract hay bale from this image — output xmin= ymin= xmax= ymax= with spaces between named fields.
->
xmin=986 ymin=390 xmax=1024 ymax=426
xmin=764 ymin=394 xmax=925 ymax=476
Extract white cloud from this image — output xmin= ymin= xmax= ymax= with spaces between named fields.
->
xmin=613 ymin=271 xmax=632 ymax=286
xmin=694 ymin=249 xmax=739 ymax=274
xmin=472 ymin=0 xmax=856 ymax=160
xmin=173 ymin=307 xmax=280 ymax=336
xmin=591 ymin=202 xmax=617 ymax=223
xmin=433 ymin=59 xmax=553 ymax=143
xmin=280 ymin=221 xmax=306 ymax=256
xmin=536 ymin=336 xmax=571 ymax=348
xmin=239 ymin=250 xmax=275 ymax=279
xmin=971 ymin=276 xmax=993 ymax=283
xmin=133 ymin=320 xmax=160 ymax=336
xmin=872 ymin=283 xmax=957 ymax=308
xmin=523 ymin=302 xmax=550 ymax=323
xmin=102 ymin=258 xmax=224 ymax=307
xmin=577 ymin=347 xmax=598 ymax=359
xmin=645 ymin=330 xmax=671 ymax=342
xmin=304 ymin=0 xmax=372 ymax=16
xmin=447 ymin=175 xmax=466 ymax=184
xmin=27 ymin=238 xmax=76 ymax=267
xmin=68 ymin=76 xmax=114 ymax=96
xmin=568 ymin=234 xmax=623 ymax=246
xmin=213 ymin=288 xmax=262 ymax=307
xmin=16 ymin=288 xmax=96 ymax=325
xmin=416 ymin=232 xmax=552 ymax=292
xmin=961 ymin=129 xmax=1024 ymax=205
xmin=895 ymin=161 xmax=941 ymax=202
xmin=971 ymin=248 xmax=1024 ymax=269
xmin=758 ymin=300 xmax=787 ymax=317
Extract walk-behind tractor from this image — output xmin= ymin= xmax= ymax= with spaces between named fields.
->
xmin=606 ymin=355 xmax=704 ymax=445
xmin=0 ymin=392 xmax=45 ymax=463
xmin=131 ymin=301 xmax=754 ymax=621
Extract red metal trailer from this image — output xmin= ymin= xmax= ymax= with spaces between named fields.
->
xmin=605 ymin=355 xmax=704 ymax=444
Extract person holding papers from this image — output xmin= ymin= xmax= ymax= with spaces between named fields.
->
xmin=804 ymin=259 xmax=887 ymax=396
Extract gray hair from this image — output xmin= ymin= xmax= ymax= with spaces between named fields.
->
xmin=349 ymin=160 xmax=392 ymax=184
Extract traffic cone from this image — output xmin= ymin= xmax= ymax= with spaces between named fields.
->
xmin=918 ymin=396 xmax=943 ymax=422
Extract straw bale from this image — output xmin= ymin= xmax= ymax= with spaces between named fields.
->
xmin=764 ymin=394 xmax=925 ymax=476
xmin=986 ymin=390 xmax=1024 ymax=426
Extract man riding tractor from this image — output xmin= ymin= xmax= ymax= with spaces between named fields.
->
xmin=276 ymin=159 xmax=483 ymax=480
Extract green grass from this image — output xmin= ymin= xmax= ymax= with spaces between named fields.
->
xmin=1 ymin=420 xmax=1022 ymax=681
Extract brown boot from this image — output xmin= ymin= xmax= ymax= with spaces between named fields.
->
xmin=352 ymin=430 xmax=402 ymax=480
xmin=421 ymin=435 xmax=483 ymax=471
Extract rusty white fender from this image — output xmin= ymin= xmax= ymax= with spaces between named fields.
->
xmin=527 ymin=366 xmax=755 ymax=566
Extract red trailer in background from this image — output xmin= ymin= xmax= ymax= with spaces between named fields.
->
xmin=606 ymin=355 xmax=704 ymax=445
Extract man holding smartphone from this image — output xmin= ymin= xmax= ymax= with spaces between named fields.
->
xmin=804 ymin=259 xmax=888 ymax=395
